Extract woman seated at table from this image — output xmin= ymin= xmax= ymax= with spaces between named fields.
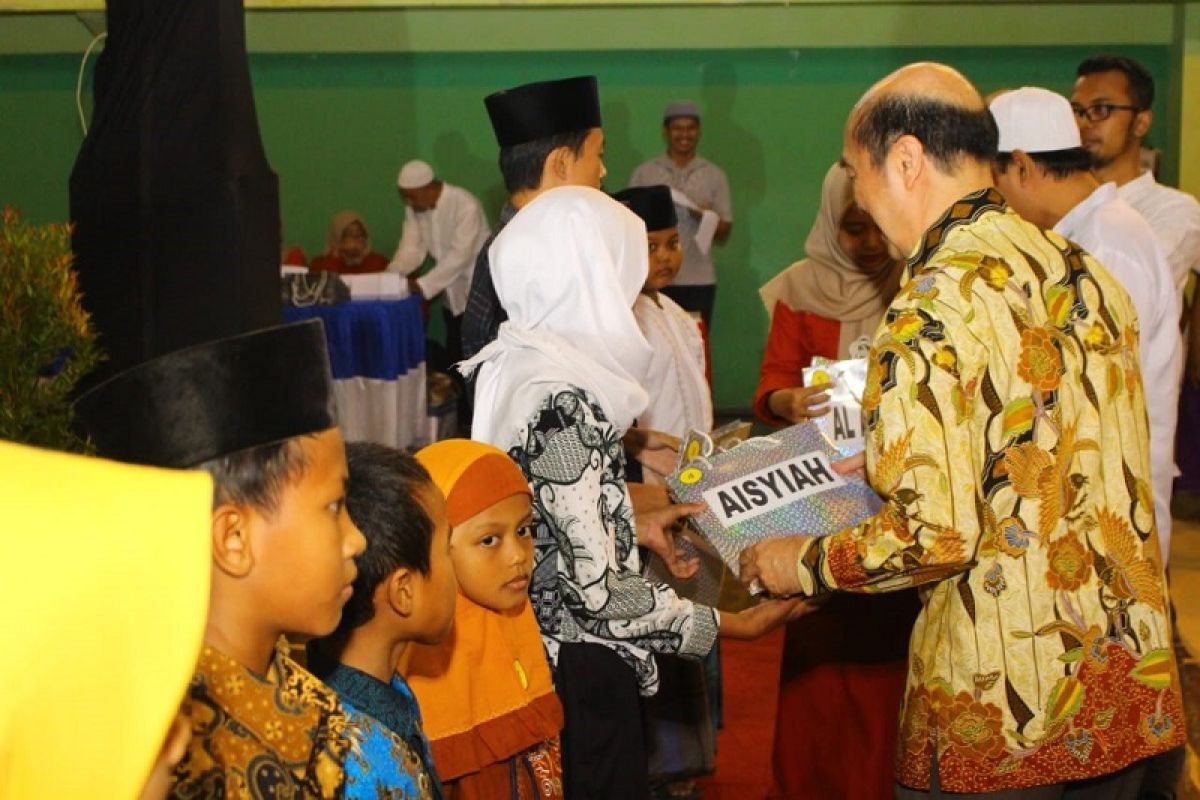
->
xmin=310 ymin=210 xmax=389 ymax=274
xmin=754 ymin=162 xmax=917 ymax=800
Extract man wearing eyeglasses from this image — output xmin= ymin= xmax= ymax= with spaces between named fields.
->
xmin=1073 ymin=55 xmax=1200 ymax=296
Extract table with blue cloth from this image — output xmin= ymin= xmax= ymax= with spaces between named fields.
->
xmin=283 ymin=298 xmax=429 ymax=448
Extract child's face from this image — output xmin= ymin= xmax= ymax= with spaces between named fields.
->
xmin=642 ymin=227 xmax=684 ymax=293
xmin=448 ymin=493 xmax=535 ymax=614
xmin=409 ymin=484 xmax=458 ymax=644
xmin=248 ymin=428 xmax=367 ymax=638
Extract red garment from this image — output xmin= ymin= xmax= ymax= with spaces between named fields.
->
xmin=752 ymin=302 xmax=841 ymax=425
xmin=754 ymin=301 xmax=917 ymax=798
xmin=769 ymin=594 xmax=918 ymax=799
xmin=282 ymin=245 xmax=307 ymax=267
xmin=309 ymin=252 xmax=388 ymax=275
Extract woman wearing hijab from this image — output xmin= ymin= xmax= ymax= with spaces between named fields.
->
xmin=460 ymin=185 xmax=806 ymax=798
xmin=754 ymin=164 xmax=917 ymax=799
xmin=0 ymin=440 xmax=211 ymax=799
xmin=754 ymin=162 xmax=903 ymax=425
xmin=310 ymin=210 xmax=389 ymax=274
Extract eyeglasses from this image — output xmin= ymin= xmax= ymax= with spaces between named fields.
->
xmin=1071 ymin=102 xmax=1144 ymax=123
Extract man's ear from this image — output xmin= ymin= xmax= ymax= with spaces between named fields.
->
xmin=544 ymin=145 xmax=573 ymax=186
xmin=1133 ymin=108 xmax=1153 ymax=140
xmin=211 ymin=503 xmax=254 ymax=578
xmin=386 ymin=567 xmax=415 ymax=619
xmin=889 ymin=134 xmax=926 ymax=191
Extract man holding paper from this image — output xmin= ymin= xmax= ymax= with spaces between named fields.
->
xmin=629 ymin=100 xmax=732 ymax=329
xmin=741 ymin=63 xmax=1180 ymax=798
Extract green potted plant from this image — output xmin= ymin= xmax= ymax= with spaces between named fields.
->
xmin=0 ymin=206 xmax=102 ymax=451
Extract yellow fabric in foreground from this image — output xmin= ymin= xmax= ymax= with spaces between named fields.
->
xmin=0 ymin=441 xmax=212 ymax=799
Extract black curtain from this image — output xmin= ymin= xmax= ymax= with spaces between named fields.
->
xmin=70 ymin=0 xmax=280 ymax=385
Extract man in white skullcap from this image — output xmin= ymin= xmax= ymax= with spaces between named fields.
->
xmin=990 ymin=86 xmax=1181 ymax=568
xmin=629 ymin=100 xmax=732 ymax=330
xmin=388 ymin=159 xmax=491 ymax=364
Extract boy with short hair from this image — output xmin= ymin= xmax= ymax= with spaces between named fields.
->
xmin=615 ymin=184 xmax=713 ymax=451
xmin=461 ymin=75 xmax=606 ymax=361
xmin=311 ymin=442 xmax=458 ymax=800
xmin=74 ymin=320 xmax=414 ymax=799
xmin=616 ymin=184 xmax=719 ymax=797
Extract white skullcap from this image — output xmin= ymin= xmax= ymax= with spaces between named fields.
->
xmin=397 ymin=159 xmax=435 ymax=189
xmin=989 ymin=87 xmax=1082 ymax=154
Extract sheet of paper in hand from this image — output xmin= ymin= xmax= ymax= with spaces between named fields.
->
xmin=802 ymin=357 xmax=868 ymax=458
xmin=666 ymin=422 xmax=881 ymax=578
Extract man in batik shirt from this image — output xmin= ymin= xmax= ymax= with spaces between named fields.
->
xmin=741 ymin=63 xmax=1183 ymax=798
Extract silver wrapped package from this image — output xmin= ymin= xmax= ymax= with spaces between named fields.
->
xmin=666 ymin=422 xmax=881 ymax=579
xmin=801 ymin=356 xmax=868 ymax=458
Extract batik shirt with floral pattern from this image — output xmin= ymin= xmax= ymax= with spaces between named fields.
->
xmin=792 ymin=190 xmax=1183 ymax=791
xmin=325 ymin=664 xmax=441 ymax=800
xmin=506 ymin=386 xmax=719 ymax=696
xmin=170 ymin=644 xmax=349 ymax=799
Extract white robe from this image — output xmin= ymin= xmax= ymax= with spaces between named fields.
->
xmin=387 ymin=182 xmax=491 ymax=316
xmin=633 ymin=292 xmax=713 ymax=440
xmin=1055 ymin=182 xmax=1181 ymax=564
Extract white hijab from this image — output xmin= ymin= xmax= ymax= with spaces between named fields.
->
xmin=459 ymin=186 xmax=654 ymax=447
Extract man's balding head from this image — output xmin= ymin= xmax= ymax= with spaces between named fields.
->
xmin=848 ymin=62 xmax=998 ymax=172
xmin=840 ymin=63 xmax=998 ymax=254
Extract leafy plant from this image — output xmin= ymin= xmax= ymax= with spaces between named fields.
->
xmin=0 ymin=206 xmax=102 ymax=451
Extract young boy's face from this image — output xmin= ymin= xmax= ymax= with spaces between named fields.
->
xmin=642 ymin=227 xmax=684 ymax=293
xmin=449 ymin=493 xmax=535 ymax=614
xmin=248 ymin=428 xmax=366 ymax=638
xmin=408 ymin=484 xmax=458 ymax=644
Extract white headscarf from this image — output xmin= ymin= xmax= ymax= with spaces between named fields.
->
xmin=758 ymin=163 xmax=903 ymax=357
xmin=459 ymin=185 xmax=653 ymax=447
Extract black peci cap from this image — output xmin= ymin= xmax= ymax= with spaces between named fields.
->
xmin=485 ymin=75 xmax=602 ymax=148
xmin=613 ymin=185 xmax=678 ymax=232
xmin=75 ymin=320 xmax=338 ymax=468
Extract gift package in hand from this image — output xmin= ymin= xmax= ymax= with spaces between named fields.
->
xmin=666 ymin=422 xmax=881 ymax=579
xmin=801 ymin=357 xmax=868 ymax=458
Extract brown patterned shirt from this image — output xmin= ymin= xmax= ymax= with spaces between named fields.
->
xmin=170 ymin=645 xmax=349 ymax=799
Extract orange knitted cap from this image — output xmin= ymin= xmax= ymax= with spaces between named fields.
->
xmin=415 ymin=439 xmax=531 ymax=527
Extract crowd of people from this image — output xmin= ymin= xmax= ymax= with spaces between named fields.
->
xmin=6 ymin=50 xmax=1200 ymax=800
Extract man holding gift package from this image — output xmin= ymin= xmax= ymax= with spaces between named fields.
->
xmin=740 ymin=63 xmax=1181 ymax=798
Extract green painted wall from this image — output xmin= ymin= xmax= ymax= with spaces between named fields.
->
xmin=0 ymin=13 xmax=1175 ymax=408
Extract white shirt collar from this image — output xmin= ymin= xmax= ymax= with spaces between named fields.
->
xmin=1054 ymin=182 xmax=1117 ymax=240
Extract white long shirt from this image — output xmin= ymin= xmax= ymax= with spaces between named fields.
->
xmin=632 ymin=292 xmax=713 ymax=439
xmin=387 ymin=183 xmax=491 ymax=316
xmin=1118 ymin=171 xmax=1200 ymax=293
xmin=1055 ymin=182 xmax=1182 ymax=563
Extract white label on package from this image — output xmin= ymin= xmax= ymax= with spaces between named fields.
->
xmin=830 ymin=405 xmax=862 ymax=447
xmin=701 ymin=451 xmax=846 ymax=527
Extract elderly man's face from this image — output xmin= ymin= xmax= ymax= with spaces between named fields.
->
xmin=841 ymin=139 xmax=908 ymax=254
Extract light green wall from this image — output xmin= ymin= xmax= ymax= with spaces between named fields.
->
xmin=0 ymin=4 xmax=1182 ymax=408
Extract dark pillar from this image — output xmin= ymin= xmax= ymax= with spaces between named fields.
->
xmin=70 ymin=0 xmax=280 ymax=385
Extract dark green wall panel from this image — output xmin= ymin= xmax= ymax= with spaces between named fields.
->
xmin=0 ymin=44 xmax=1171 ymax=407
